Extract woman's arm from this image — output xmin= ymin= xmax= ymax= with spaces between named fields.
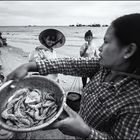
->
xmin=6 ymin=57 xmax=100 ymax=81
xmin=6 ymin=62 xmax=37 ymax=81
xmin=49 ymin=103 xmax=114 ymax=139
xmin=50 ymin=105 xmax=140 ymax=139
xmin=36 ymin=57 xmax=100 ymax=77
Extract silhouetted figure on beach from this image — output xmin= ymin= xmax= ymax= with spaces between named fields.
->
xmin=0 ymin=32 xmax=7 ymax=47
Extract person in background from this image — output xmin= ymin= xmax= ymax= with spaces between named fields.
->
xmin=0 ymin=32 xmax=7 ymax=47
xmin=0 ymin=32 xmax=2 ymax=40
xmin=0 ymin=32 xmax=3 ymax=47
xmin=29 ymin=29 xmax=65 ymax=82
xmin=80 ymin=30 xmax=99 ymax=87
xmin=6 ymin=13 xmax=140 ymax=139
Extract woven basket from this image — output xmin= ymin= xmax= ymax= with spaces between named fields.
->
xmin=0 ymin=75 xmax=66 ymax=132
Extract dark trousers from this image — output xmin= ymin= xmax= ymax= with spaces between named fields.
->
xmin=82 ymin=77 xmax=87 ymax=88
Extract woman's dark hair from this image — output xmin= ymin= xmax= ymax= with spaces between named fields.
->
xmin=112 ymin=13 xmax=140 ymax=74
xmin=85 ymin=30 xmax=93 ymax=38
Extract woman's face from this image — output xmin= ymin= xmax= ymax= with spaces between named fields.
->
xmin=99 ymin=25 xmax=127 ymax=70
xmin=45 ymin=36 xmax=56 ymax=48
xmin=85 ymin=36 xmax=93 ymax=42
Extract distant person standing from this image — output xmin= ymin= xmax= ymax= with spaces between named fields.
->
xmin=0 ymin=32 xmax=2 ymax=40
xmin=80 ymin=30 xmax=99 ymax=87
xmin=0 ymin=32 xmax=3 ymax=47
xmin=0 ymin=32 xmax=7 ymax=47
xmin=29 ymin=29 xmax=65 ymax=82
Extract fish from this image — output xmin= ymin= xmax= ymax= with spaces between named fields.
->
xmin=1 ymin=109 xmax=17 ymax=121
xmin=25 ymin=89 xmax=41 ymax=104
xmin=45 ymin=93 xmax=55 ymax=101
xmin=28 ymin=102 xmax=42 ymax=109
xmin=18 ymin=117 xmax=31 ymax=126
xmin=12 ymin=88 xmax=29 ymax=99
xmin=42 ymin=100 xmax=55 ymax=107
xmin=6 ymin=96 xmax=23 ymax=109
xmin=34 ymin=108 xmax=46 ymax=120
xmin=1 ymin=88 xmax=58 ymax=128
xmin=14 ymin=97 xmax=26 ymax=118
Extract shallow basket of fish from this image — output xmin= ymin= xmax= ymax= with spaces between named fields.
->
xmin=0 ymin=75 xmax=66 ymax=132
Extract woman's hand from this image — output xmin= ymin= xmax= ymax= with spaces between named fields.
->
xmin=6 ymin=64 xmax=29 ymax=81
xmin=51 ymin=103 xmax=91 ymax=138
xmin=6 ymin=62 xmax=37 ymax=81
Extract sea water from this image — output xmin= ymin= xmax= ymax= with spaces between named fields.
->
xmin=0 ymin=26 xmax=107 ymax=57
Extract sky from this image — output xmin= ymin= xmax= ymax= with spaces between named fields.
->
xmin=0 ymin=1 xmax=140 ymax=26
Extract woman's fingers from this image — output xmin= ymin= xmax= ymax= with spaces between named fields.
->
xmin=52 ymin=104 xmax=76 ymax=128
xmin=6 ymin=73 xmax=19 ymax=82
xmin=6 ymin=74 xmax=15 ymax=81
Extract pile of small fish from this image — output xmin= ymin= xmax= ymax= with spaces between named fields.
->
xmin=1 ymin=88 xmax=58 ymax=128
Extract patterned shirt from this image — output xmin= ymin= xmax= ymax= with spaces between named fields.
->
xmin=29 ymin=46 xmax=58 ymax=81
xmin=36 ymin=57 xmax=140 ymax=139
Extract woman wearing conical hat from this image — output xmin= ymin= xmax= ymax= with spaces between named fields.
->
xmin=29 ymin=29 xmax=65 ymax=82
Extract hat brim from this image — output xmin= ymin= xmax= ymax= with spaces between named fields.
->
xmin=39 ymin=29 xmax=66 ymax=48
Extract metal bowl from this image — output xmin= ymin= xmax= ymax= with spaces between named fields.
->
xmin=0 ymin=75 xmax=66 ymax=132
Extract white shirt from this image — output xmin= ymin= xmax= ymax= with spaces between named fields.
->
xmin=80 ymin=40 xmax=99 ymax=58
xmin=29 ymin=45 xmax=58 ymax=81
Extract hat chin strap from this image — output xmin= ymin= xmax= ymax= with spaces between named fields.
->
xmin=49 ymin=38 xmax=63 ymax=48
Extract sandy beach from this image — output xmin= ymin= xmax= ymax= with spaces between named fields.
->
xmin=0 ymin=45 xmax=29 ymax=75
